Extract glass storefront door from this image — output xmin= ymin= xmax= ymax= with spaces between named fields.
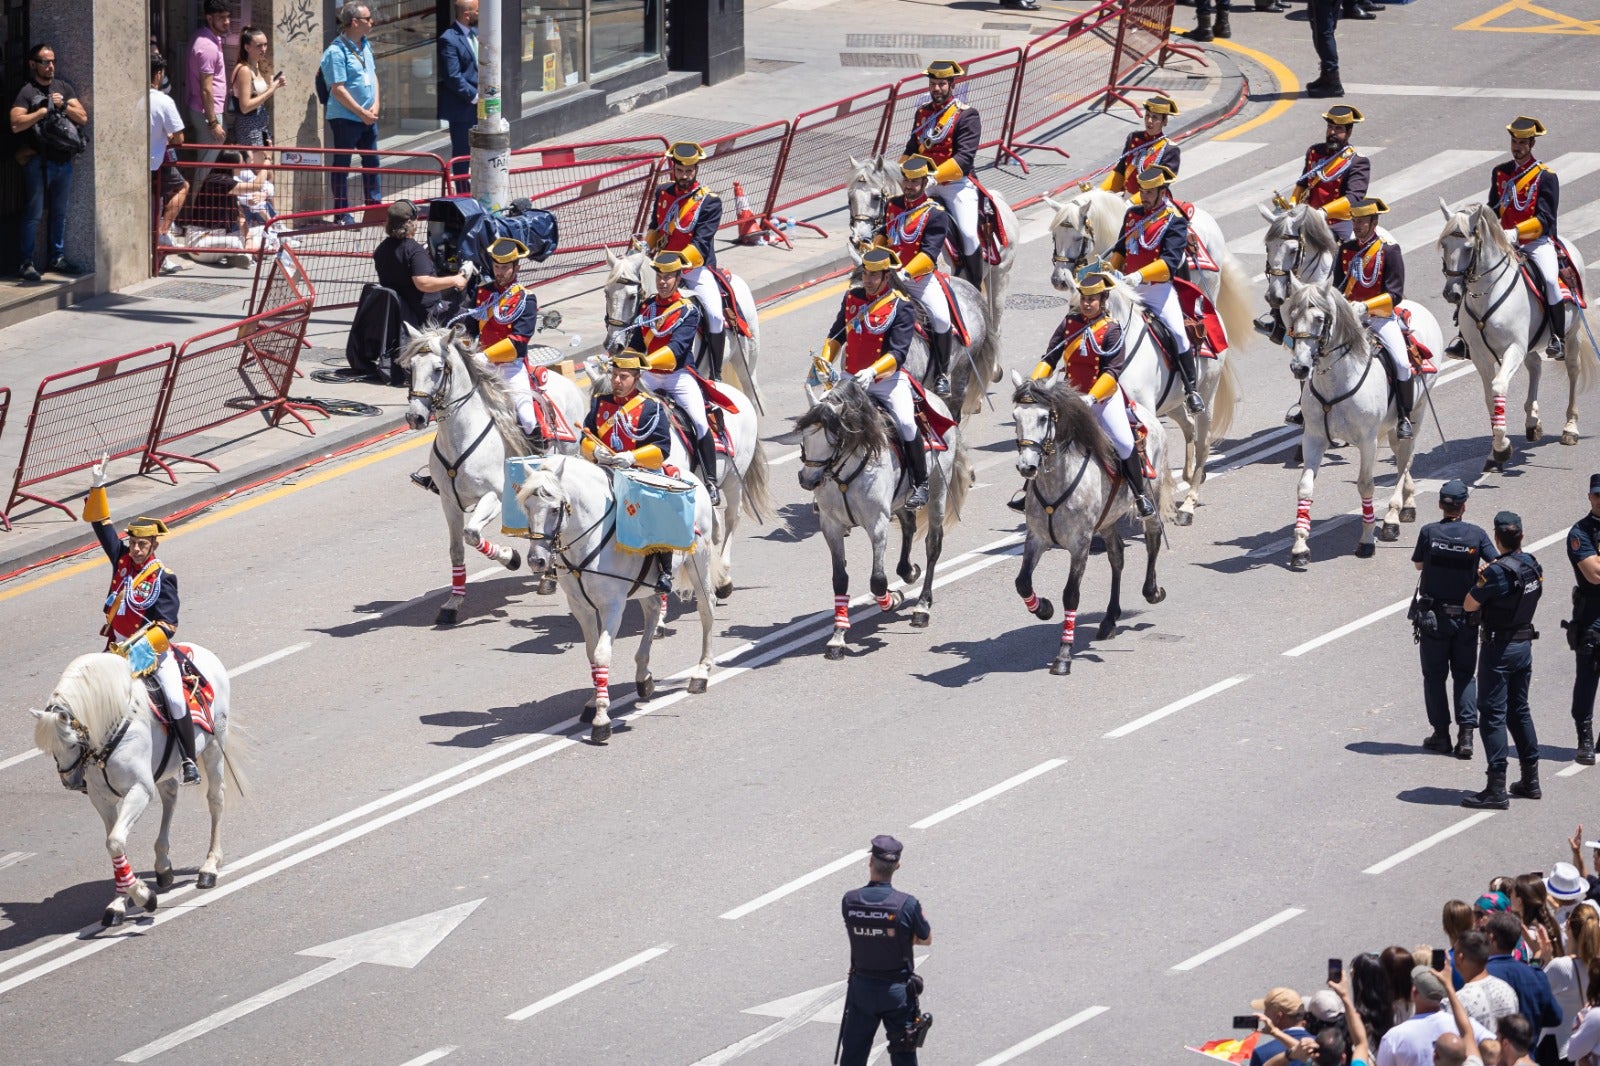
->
xmin=521 ymin=0 xmax=585 ymax=98
xmin=363 ymin=0 xmax=444 ymax=146
xmin=590 ymin=0 xmax=657 ymax=78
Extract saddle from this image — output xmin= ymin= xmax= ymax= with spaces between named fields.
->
xmin=1168 ymin=199 xmax=1219 ymax=274
xmin=970 ymin=175 xmax=1010 ymax=265
xmin=144 ymin=644 xmax=217 ymax=735
xmin=657 ymin=373 xmax=738 ymax=479
xmin=523 ymin=364 xmax=578 ymax=444
xmin=1519 ymin=238 xmax=1587 ymax=308
xmin=707 ymin=266 xmax=756 ymax=337
xmin=1174 ymin=277 xmax=1227 ymax=357
xmin=1393 ymin=307 xmax=1437 ymax=374
xmin=894 ymin=271 xmax=972 ymax=348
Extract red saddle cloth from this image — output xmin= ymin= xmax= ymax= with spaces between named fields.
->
xmin=970 ymin=175 xmax=1010 ymax=264
xmin=148 ymin=644 xmax=216 ymax=734
xmin=1519 ymin=238 xmax=1587 ymax=308
xmin=708 ymin=267 xmax=755 ymax=337
xmin=525 ymin=365 xmax=578 ymax=442
xmin=1174 ymin=277 xmax=1227 ymax=357
xmin=1394 ymin=307 xmax=1437 ymax=374
xmin=904 ymin=374 xmax=957 ymax=451
xmin=930 ymin=272 xmax=973 ymax=347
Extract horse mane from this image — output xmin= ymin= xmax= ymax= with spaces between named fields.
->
xmin=876 ymin=157 xmax=903 ymax=198
xmin=1104 ymin=275 xmax=1140 ymax=323
xmin=1268 ymin=204 xmax=1339 ymax=262
xmin=1474 ymin=203 xmax=1515 ymax=254
xmin=396 ymin=322 xmax=466 ymax=371
xmin=1285 ymin=279 xmax=1368 ymax=356
xmin=1011 ymin=377 xmax=1117 ymax=473
xmin=458 ymin=347 xmax=532 ymax=458
xmin=41 ymin=653 xmax=143 ymax=749
xmin=606 ymin=249 xmax=647 ymax=288
xmin=1087 ymin=189 xmax=1125 ymax=245
xmin=795 ymin=378 xmax=889 ymax=460
xmin=515 ymin=465 xmax=568 ymax=510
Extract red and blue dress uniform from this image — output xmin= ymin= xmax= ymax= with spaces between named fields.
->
xmin=1034 ymin=313 xmax=1139 ymax=462
xmin=905 ymin=99 xmax=982 ymax=261
xmin=584 ymin=390 xmax=673 ymax=462
xmin=1294 ymin=143 xmax=1369 ymax=239
xmin=470 ymin=279 xmax=539 ymax=361
xmin=93 ymin=523 xmax=180 ymax=647
xmin=1335 ymin=234 xmax=1410 ymax=379
xmin=648 ymin=182 xmax=721 ymax=270
xmin=1490 ymin=155 xmax=1565 ymax=317
xmin=881 ymin=194 xmax=953 ymax=341
xmin=626 ymin=291 xmax=716 ymax=485
xmin=1106 ymin=132 xmax=1181 ymax=194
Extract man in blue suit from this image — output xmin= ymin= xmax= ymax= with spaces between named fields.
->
xmin=437 ymin=0 xmax=478 ymax=193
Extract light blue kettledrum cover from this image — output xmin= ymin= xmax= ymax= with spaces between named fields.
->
xmin=501 ymin=456 xmax=548 ymax=535
xmin=613 ymin=468 xmax=697 ymax=554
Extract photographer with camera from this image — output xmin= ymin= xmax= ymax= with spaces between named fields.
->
xmin=838 ymin=836 xmax=932 ymax=1066
xmin=1563 ymin=474 xmax=1600 ymax=767
xmin=1412 ymin=479 xmax=1498 ymax=761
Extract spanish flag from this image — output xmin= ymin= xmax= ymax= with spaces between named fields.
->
xmin=1185 ymin=1033 xmax=1259 ymax=1062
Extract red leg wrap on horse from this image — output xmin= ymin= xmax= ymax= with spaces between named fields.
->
xmin=591 ymin=665 xmax=610 ymax=703
xmin=1493 ymin=395 xmax=1507 ymax=430
xmin=113 ymin=854 xmax=135 ymax=892
xmin=1361 ymin=497 xmax=1375 ymax=526
xmin=451 ymin=565 xmax=467 ymax=597
xmin=834 ymin=595 xmax=850 ymax=629
xmin=1024 ymin=593 xmax=1040 ymax=613
xmin=1295 ymin=499 xmax=1312 ymax=534
xmin=1062 ymin=610 xmax=1077 ymax=647
xmin=876 ymin=592 xmax=894 ymax=612
xmin=475 ymin=538 xmax=497 ymax=559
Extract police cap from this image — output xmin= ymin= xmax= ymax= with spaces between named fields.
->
xmin=1439 ymin=479 xmax=1469 ymax=505
xmin=870 ymin=835 xmax=903 ymax=863
xmin=1494 ymin=510 xmax=1523 ymax=534
xmin=1589 ymin=473 xmax=1600 ymax=495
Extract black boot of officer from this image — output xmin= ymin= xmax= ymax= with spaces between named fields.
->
xmin=696 ymin=431 xmax=723 ymax=506
xmin=1394 ymin=377 xmax=1415 ymax=440
xmin=653 ymin=552 xmax=674 ymax=596
xmin=1463 ymin=768 xmax=1510 ymax=810
xmin=1174 ymin=345 xmax=1206 ymax=413
xmin=1509 ymin=758 xmax=1542 ymax=799
xmin=411 ymin=472 xmax=439 ymax=493
xmin=167 ymin=702 xmax=201 ymax=785
xmin=1578 ymin=720 xmax=1596 ymax=766
xmin=903 ymin=436 xmax=930 ymax=511
xmin=929 ymin=330 xmax=954 ymax=399
xmin=1121 ymin=454 xmax=1157 ymax=519
xmin=1190 ymin=0 xmax=1215 ymax=40
xmin=1547 ymin=301 xmax=1568 ymax=361
xmin=1213 ymin=2 xmax=1232 ymax=38
xmin=705 ymin=330 xmax=728 ymax=380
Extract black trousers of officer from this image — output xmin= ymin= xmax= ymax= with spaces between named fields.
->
xmin=1421 ymin=616 xmax=1479 ymax=733
xmin=1575 ymin=650 xmax=1600 ymax=726
xmin=841 ymin=976 xmax=918 ymax=1066
xmin=1478 ymin=637 xmax=1537 ymax=772
xmin=1306 ymin=0 xmax=1340 ymax=78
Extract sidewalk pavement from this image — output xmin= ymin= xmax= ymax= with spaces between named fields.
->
xmin=0 ymin=0 xmax=1255 ymax=575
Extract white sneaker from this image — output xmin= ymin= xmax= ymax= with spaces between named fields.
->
xmin=159 ymin=259 xmax=186 ymax=275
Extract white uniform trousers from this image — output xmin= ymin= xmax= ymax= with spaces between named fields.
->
xmin=900 ymin=271 xmax=951 ymax=334
xmin=642 ymin=367 xmax=710 ymax=437
xmin=1369 ymin=314 xmax=1411 ymax=382
xmin=492 ymin=359 xmax=539 ymax=435
xmin=682 ymin=265 xmax=726 ymax=334
xmin=930 ymin=177 xmax=980 ymax=256
xmin=1327 ymin=218 xmax=1353 ymax=243
xmin=1138 ymin=279 xmax=1191 ymax=355
xmin=1090 ymin=391 xmax=1136 ymax=461
xmin=153 ymin=651 xmax=188 ymax=720
xmin=1522 ymin=236 xmax=1563 ymax=303
xmin=867 ymin=371 xmax=918 ymax=441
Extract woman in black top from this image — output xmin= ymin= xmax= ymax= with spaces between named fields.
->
xmin=373 ymin=200 xmax=466 ymax=327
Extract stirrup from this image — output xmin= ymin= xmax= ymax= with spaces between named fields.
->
xmin=1444 ymin=335 xmax=1469 ymax=360
xmin=1007 ymin=491 xmax=1026 ymax=514
xmin=1547 ymin=339 xmax=1566 ymax=361
xmin=704 ymin=478 xmax=722 ymax=506
xmin=410 ymin=472 xmax=438 ymax=494
xmin=933 ymin=373 xmax=951 ymax=398
xmin=1395 ymin=418 xmax=1413 ymax=440
xmin=180 ymin=758 xmax=200 ymax=785
xmin=1133 ymin=493 xmax=1156 ymax=519
xmin=906 ymin=482 xmax=930 ymax=510
xmin=1284 ymin=404 xmax=1304 ymax=426
xmin=1184 ymin=390 xmax=1205 ymax=414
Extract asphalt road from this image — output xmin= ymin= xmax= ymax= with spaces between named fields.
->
xmin=7 ymin=4 xmax=1600 ymax=1063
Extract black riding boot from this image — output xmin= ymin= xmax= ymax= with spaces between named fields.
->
xmin=1174 ymin=346 xmax=1205 ymax=412
xmin=172 ymin=713 xmax=201 ymax=785
xmin=1444 ymin=333 xmax=1469 ymax=360
xmin=1547 ymin=301 xmax=1567 ymax=360
xmin=1213 ymin=4 xmax=1232 ymax=37
xmin=1189 ymin=11 xmax=1214 ymax=40
xmin=1394 ymin=376 xmax=1415 ymax=439
xmin=705 ymin=330 xmax=728 ymax=379
xmin=930 ymin=330 xmax=953 ymax=398
xmin=1509 ymin=758 xmax=1542 ymax=799
xmin=654 ymin=552 xmax=674 ymax=595
xmin=962 ymin=249 xmax=986 ymax=293
xmin=902 ymin=436 xmax=930 ymax=510
xmin=1120 ymin=454 xmax=1156 ymax=518
xmin=1461 ymin=767 xmax=1509 ymax=810
xmin=1578 ymin=720 xmax=1596 ymax=765
xmin=696 ymin=431 xmax=722 ymax=506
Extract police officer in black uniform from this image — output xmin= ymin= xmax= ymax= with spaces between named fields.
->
xmin=839 ymin=835 xmax=932 ymax=1066
xmin=1412 ymin=479 xmax=1497 ymax=760
xmin=1462 ymin=512 xmax=1544 ymax=810
xmin=1564 ymin=474 xmax=1600 ymax=766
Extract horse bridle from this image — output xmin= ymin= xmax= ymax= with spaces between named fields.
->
xmin=407 ymin=343 xmax=475 ymax=419
xmin=1013 ymin=397 xmax=1058 ymax=461
xmin=848 ymin=187 xmax=885 ymax=242
xmin=46 ymin=704 xmax=133 ymax=792
xmin=1286 ymin=312 xmax=1356 ymax=366
xmin=1051 ymin=206 xmax=1095 ymax=270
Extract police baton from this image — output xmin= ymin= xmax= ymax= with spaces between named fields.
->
xmin=834 ymin=993 xmax=849 ymax=1065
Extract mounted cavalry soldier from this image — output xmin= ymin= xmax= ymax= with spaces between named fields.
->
xmin=83 ymin=458 xmax=199 ymax=785
xmin=1334 ymin=195 xmax=1416 ymax=439
xmin=821 ymin=247 xmax=930 ymax=510
xmin=1027 ymin=270 xmax=1156 ymax=518
xmin=644 ymin=141 xmax=728 ymax=377
xmin=625 ymin=249 xmax=721 ymax=505
xmin=1101 ymin=95 xmax=1181 ymax=198
xmin=903 ymin=60 xmax=985 ymax=290
xmin=878 ymin=154 xmax=956 ymax=398
xmin=582 ymin=347 xmax=677 ymax=594
xmin=1446 ymin=116 xmax=1568 ymax=362
xmin=1107 ymin=164 xmax=1206 ymax=415
xmin=467 ymin=236 xmax=543 ymax=440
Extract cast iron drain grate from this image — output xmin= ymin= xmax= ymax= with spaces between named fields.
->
xmin=1005 ymin=293 xmax=1069 ymax=310
xmin=137 ymin=281 xmax=240 ymax=302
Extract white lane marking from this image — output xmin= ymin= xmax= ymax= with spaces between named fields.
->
xmin=1344 ymin=84 xmax=1600 ymax=102
xmin=1171 ymin=908 xmax=1305 ymax=972
xmin=1103 ymin=676 xmax=1250 ymax=739
xmin=1363 ymin=812 xmax=1497 ymax=876
xmin=909 ymin=758 xmax=1067 ymax=829
xmin=1179 ymin=141 xmax=1268 ymax=181
xmin=1388 ymin=195 xmax=1476 ymax=251
xmin=397 ymin=1049 xmax=456 ymax=1066
xmin=506 ymin=943 xmax=673 ymax=1021
xmin=1196 ymin=149 xmax=1388 ymax=221
xmin=0 ymin=749 xmax=40 ymax=772
xmin=1557 ymin=764 xmax=1588 ymax=778
xmin=770 ymin=449 xmax=801 ymax=466
xmin=972 ymin=1006 xmax=1112 ymax=1066
xmin=1388 ymin=152 xmax=1600 ymax=251
xmin=1246 ymin=479 xmax=1449 ymax=560
xmin=720 ymin=851 xmax=870 ymax=921
xmin=691 ymin=981 xmax=850 ymax=1065
xmin=1284 ymin=528 xmax=1569 ymax=657
xmin=0 ymin=852 xmax=33 ymax=872
xmin=1562 ymin=200 xmax=1600 ymax=244
xmin=232 ymin=642 xmax=311 ymax=677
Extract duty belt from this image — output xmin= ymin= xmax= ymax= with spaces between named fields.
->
xmin=1438 ymin=605 xmax=1467 ymax=618
xmin=1483 ymin=625 xmax=1537 ymax=643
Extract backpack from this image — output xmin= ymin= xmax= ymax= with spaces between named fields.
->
xmin=315 ymin=67 xmax=330 ymax=106
xmin=496 ymin=199 xmax=560 ymax=263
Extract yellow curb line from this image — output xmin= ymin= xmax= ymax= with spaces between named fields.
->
xmin=1203 ymin=38 xmax=1301 ymax=142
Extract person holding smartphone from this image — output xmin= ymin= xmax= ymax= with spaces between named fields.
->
xmin=228 ymin=26 xmax=284 ymax=168
xmin=1248 ymin=988 xmax=1312 ymax=1066
xmin=1259 ymin=973 xmax=1371 ymax=1065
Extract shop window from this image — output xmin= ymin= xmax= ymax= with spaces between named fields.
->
xmin=590 ymin=0 xmax=658 ymax=78
xmin=367 ymin=0 xmax=444 ymax=145
xmin=521 ymin=1 xmax=585 ymax=98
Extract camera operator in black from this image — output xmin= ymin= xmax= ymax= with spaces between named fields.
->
xmin=1462 ymin=511 xmax=1544 ymax=811
xmin=1412 ymin=478 xmax=1498 ymax=760
xmin=838 ymin=835 xmax=932 ymax=1066
xmin=1563 ymin=473 xmax=1600 ymax=767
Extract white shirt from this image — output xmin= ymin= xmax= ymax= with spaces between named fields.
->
xmin=148 ymin=87 xmax=183 ymax=172
xmin=1570 ymin=1005 xmax=1600 ymax=1063
xmin=1457 ymin=975 xmax=1519 ymax=1033
xmin=1374 ymin=1008 xmax=1494 ymax=1066
xmin=1547 ymin=956 xmax=1592 ymax=1058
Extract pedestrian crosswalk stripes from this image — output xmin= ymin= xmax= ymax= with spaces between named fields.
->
xmin=1563 ymin=200 xmax=1600 ymax=244
xmin=1170 ymin=139 xmax=1268 ymax=182
xmin=1195 ymin=148 xmax=1392 ymax=222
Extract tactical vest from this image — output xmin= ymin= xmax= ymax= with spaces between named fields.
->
xmin=911 ymin=101 xmax=963 ymax=165
xmin=653 ymin=184 xmax=710 ymax=254
xmin=1419 ymin=521 xmax=1487 ymax=606
xmin=1303 ymin=145 xmax=1358 ymax=209
xmin=1481 ymin=553 xmax=1542 ymax=637
xmin=1570 ymin=514 xmax=1600 ymax=621
xmin=1340 ymin=238 xmax=1390 ymax=302
xmin=1494 ymin=160 xmax=1545 ymax=235
xmin=842 ymin=289 xmax=904 ymax=375
xmin=1060 ymin=316 xmax=1118 ymax=393
xmin=842 ymin=885 xmax=915 ymax=978
xmin=884 ymin=198 xmax=937 ymax=263
xmin=1118 ymin=205 xmax=1177 ymax=273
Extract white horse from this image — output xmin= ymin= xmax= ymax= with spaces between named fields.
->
xmin=844 ymin=157 xmax=1004 ymax=417
xmin=602 ymin=248 xmax=765 ymax=415
xmin=400 ymin=324 xmax=589 ymax=625
xmin=796 ymin=377 xmax=972 ymax=658
xmin=583 ymin=355 xmax=771 ymax=600
xmin=1010 ymin=373 xmax=1169 ymax=676
xmin=1282 ymin=277 xmax=1419 ymax=567
xmin=515 ymin=456 xmax=724 ymax=743
xmin=1437 ymin=201 xmax=1596 ymax=471
xmin=1045 ymin=186 xmax=1255 ymax=354
xmin=32 ymin=649 xmax=239 ymax=926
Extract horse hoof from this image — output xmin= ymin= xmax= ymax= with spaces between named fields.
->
xmin=911 ymin=609 xmax=930 ymax=628
xmin=654 ymin=624 xmax=668 ymax=640
xmin=824 ymin=644 xmax=846 ymax=661
xmin=580 ymin=705 xmax=597 ymax=725
xmin=1377 ymin=523 xmax=1400 ymax=542
xmin=687 ymin=676 xmax=708 ymax=695
xmin=1290 ymin=551 xmax=1311 ymax=569
xmin=637 ymin=677 xmax=655 ymax=701
xmin=537 ymin=575 xmax=558 ymax=596
xmin=1356 ymin=542 xmax=1376 ymax=558
xmin=1174 ymin=510 xmax=1193 ymax=527
xmin=195 ymin=871 xmax=216 ymax=890
xmin=901 ymin=564 xmax=922 ymax=586
xmin=1563 ymin=430 xmax=1581 ymax=446
xmin=102 ymin=907 xmax=123 ymax=928
xmin=155 ymin=869 xmax=174 ymax=890
xmin=1399 ymin=507 xmax=1417 ymax=523
xmin=1483 ymin=458 xmax=1504 ymax=474
xmin=143 ymin=892 xmax=159 ymax=914
xmin=507 ymin=550 xmax=522 ymax=572
xmin=1527 ymin=426 xmax=1542 ymax=443
xmin=1034 ymin=598 xmax=1055 ymax=621
xmin=1146 ymin=587 xmax=1167 ymax=605
xmin=715 ymin=581 xmax=734 ymax=600
xmin=434 ymin=606 xmax=458 ymax=627
xmin=1096 ymin=619 xmax=1116 ymax=640
xmin=1049 ymin=658 xmax=1072 ymax=676
xmin=1494 ymin=446 xmax=1513 ymax=463
xmin=590 ymin=723 xmax=611 ymax=744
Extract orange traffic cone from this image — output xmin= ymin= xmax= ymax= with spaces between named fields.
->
xmin=734 ymin=181 xmax=760 ymax=244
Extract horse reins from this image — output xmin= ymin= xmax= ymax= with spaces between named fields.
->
xmin=1015 ymin=401 xmax=1126 ymax=547
xmin=411 ymin=345 xmax=504 ymax=513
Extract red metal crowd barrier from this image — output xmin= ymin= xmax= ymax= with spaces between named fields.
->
xmin=142 ymin=298 xmax=322 ymax=479
xmin=766 ymin=86 xmax=897 ymax=221
xmin=664 ymin=122 xmax=792 ymax=237
xmin=248 ymin=245 xmax=318 ymax=320
xmin=0 ymin=386 xmax=11 ymax=530
xmin=1107 ymin=0 xmax=1192 ymax=87
xmin=4 ymin=344 xmax=178 ymax=524
xmin=881 ymin=46 xmax=1028 ymax=172
xmin=250 ymin=208 xmax=388 ymax=313
xmin=1004 ymin=1 xmax=1129 ymax=162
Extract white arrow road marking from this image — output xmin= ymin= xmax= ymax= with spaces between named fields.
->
xmin=116 ymin=899 xmax=483 ymax=1062
xmin=506 ymin=943 xmax=672 ymax=1021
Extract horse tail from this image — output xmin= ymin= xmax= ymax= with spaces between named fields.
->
xmin=1572 ymin=313 xmax=1599 ymax=395
xmin=943 ymin=435 xmax=974 ymax=531
xmin=1157 ymin=458 xmax=1178 ymax=524
xmin=1210 ymin=349 xmax=1242 ymax=439
xmin=741 ymin=438 xmax=773 ymax=523
xmin=1215 ymin=255 xmax=1257 ymax=360
xmin=215 ymin=716 xmax=252 ymax=801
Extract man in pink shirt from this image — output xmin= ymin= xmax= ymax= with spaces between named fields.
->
xmin=185 ymin=0 xmax=230 ymax=183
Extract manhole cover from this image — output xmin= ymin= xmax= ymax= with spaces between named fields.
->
xmin=1005 ymin=293 xmax=1069 ymax=310
xmin=982 ymin=21 xmax=1031 ymax=31
xmin=138 ymin=280 xmax=240 ymax=302
xmin=845 ymin=33 xmax=1000 ymax=50
xmin=746 ymin=57 xmax=803 ymax=74
xmin=840 ymin=52 xmax=922 ymax=68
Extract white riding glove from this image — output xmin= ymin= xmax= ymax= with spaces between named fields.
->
xmin=90 ymin=451 xmax=110 ymax=488
xmin=1503 ymin=228 xmax=1520 ymax=245
xmin=853 ymin=368 xmax=877 ymax=388
xmin=610 ymin=450 xmax=637 ymax=469
xmin=591 ymin=443 xmax=616 ymax=466
xmin=459 ymin=261 xmax=478 ymax=282
xmin=1348 ymin=298 xmax=1370 ymax=321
